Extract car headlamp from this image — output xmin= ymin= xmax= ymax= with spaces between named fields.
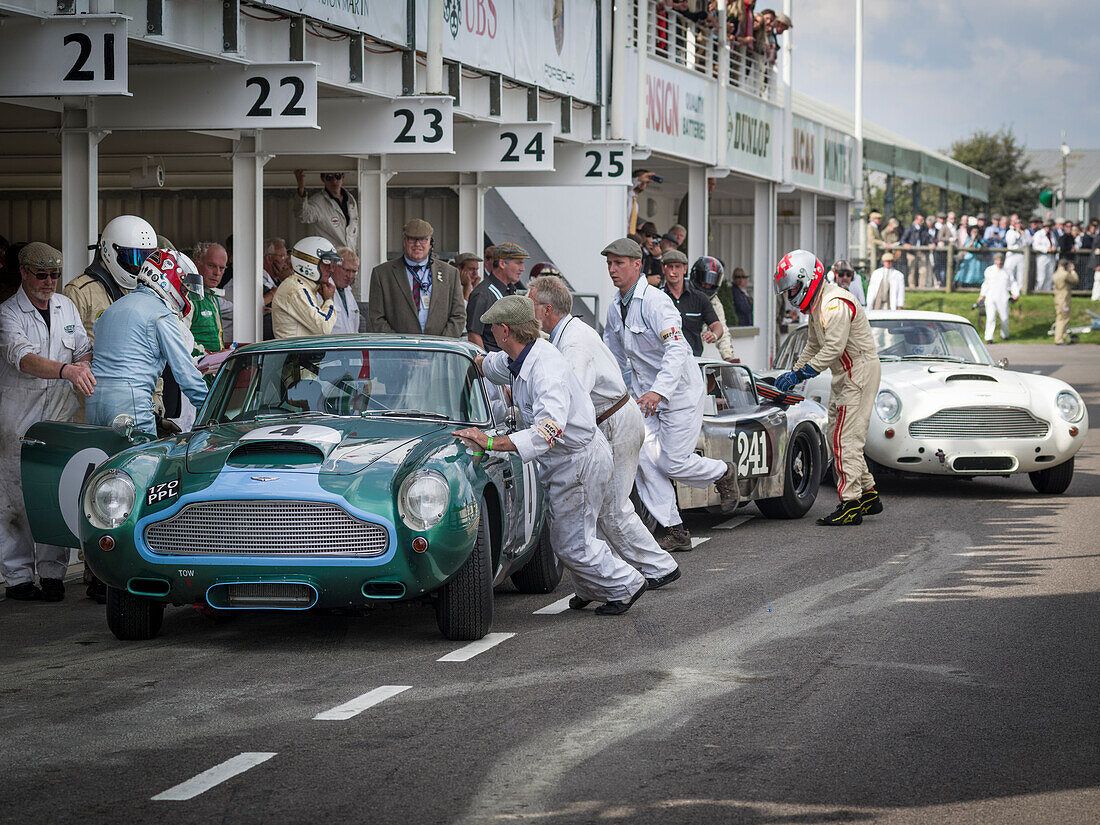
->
xmin=398 ymin=470 xmax=450 ymax=532
xmin=875 ymin=390 xmax=901 ymax=423
xmin=84 ymin=469 xmax=136 ymax=530
xmin=1055 ymin=390 xmax=1083 ymax=423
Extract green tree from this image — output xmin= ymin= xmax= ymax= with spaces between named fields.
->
xmin=949 ymin=129 xmax=1043 ymax=217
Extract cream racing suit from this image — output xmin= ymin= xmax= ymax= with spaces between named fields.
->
xmin=482 ymin=339 xmax=645 ymax=603
xmin=271 ymin=273 xmax=337 ymax=339
xmin=1052 ymin=266 xmax=1079 ymax=344
xmin=550 ymin=315 xmax=678 ymax=579
xmin=793 ymin=281 xmax=881 ymax=503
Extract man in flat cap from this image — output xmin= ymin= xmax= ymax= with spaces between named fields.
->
xmin=466 ymin=241 xmax=527 ymax=351
xmin=453 ymin=252 xmax=483 ymax=303
xmin=601 ymin=238 xmax=738 ymax=551
xmin=368 ymin=219 xmax=465 ymax=337
xmin=0 ymin=243 xmax=96 ymax=601
xmin=866 ymin=211 xmax=884 ymax=266
xmin=454 ymin=295 xmax=648 ymax=615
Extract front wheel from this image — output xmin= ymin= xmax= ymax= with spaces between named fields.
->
xmin=435 ymin=497 xmax=494 ymax=640
xmin=511 ymin=521 xmax=562 ymax=594
xmin=756 ymin=424 xmax=822 ymax=519
xmin=106 ymin=586 xmax=165 ymax=640
xmin=1029 ymin=457 xmax=1074 ymax=494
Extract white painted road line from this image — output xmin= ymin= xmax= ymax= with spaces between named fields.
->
xmin=152 ymin=752 xmax=277 ymax=801
xmin=437 ymin=632 xmax=516 ymax=662
xmin=533 ymin=595 xmax=574 ymax=615
xmin=716 ymin=515 xmax=753 ymax=530
xmin=691 ymin=536 xmax=711 ymax=548
xmin=314 ymin=685 xmax=411 ymax=721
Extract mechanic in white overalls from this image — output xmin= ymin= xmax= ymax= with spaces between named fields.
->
xmin=453 ymin=295 xmax=648 ymax=616
xmin=600 ymin=238 xmax=738 ymax=552
xmin=0 ymin=243 xmax=95 ymax=601
xmin=527 ymin=273 xmax=682 ymax=594
xmin=978 ymin=251 xmax=1019 ymax=342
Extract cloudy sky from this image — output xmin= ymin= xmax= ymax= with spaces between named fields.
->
xmin=790 ymin=0 xmax=1099 ymax=154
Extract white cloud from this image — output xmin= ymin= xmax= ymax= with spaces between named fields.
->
xmin=791 ymin=0 xmax=1100 ymax=152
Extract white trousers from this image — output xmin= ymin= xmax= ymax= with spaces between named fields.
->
xmin=596 ymin=403 xmax=679 ymax=578
xmin=635 ymin=393 xmax=728 ymax=527
xmin=984 ymin=297 xmax=1009 ymax=340
xmin=1035 ymin=255 xmax=1055 ymax=292
xmin=1004 ymin=254 xmax=1024 ymax=290
xmin=541 ymin=433 xmax=645 ymax=603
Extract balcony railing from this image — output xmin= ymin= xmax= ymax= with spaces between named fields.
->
xmin=628 ymin=0 xmax=785 ymax=107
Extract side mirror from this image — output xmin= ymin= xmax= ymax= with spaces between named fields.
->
xmin=111 ymin=413 xmax=136 ymax=442
xmin=996 ymin=357 xmax=1009 ymax=369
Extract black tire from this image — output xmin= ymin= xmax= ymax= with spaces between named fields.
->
xmin=756 ymin=424 xmax=822 ymax=519
xmin=510 ymin=520 xmax=563 ymax=594
xmin=106 ymin=586 xmax=164 ymax=641
xmin=435 ymin=497 xmax=494 ymax=641
xmin=1029 ymin=457 xmax=1074 ymax=494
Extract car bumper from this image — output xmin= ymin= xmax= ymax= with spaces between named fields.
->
xmin=866 ymin=421 xmax=1086 ymax=475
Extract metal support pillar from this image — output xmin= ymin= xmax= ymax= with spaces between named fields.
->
xmin=754 ymin=181 xmax=777 ymax=364
xmin=403 ymin=0 xmax=416 ymax=94
xmin=60 ymin=105 xmax=102 ymax=286
xmin=938 ymin=187 xmax=947 ymax=216
xmin=635 ymin=0 xmax=649 ymax=148
xmin=349 ymin=34 xmax=363 ymax=83
xmin=609 ymin=0 xmax=626 ymax=139
xmin=912 ymin=180 xmax=921 ymax=216
xmin=357 ymin=159 xmax=392 ymax=302
xmin=884 ymin=174 xmax=895 ymax=221
xmin=835 ymin=200 xmax=850 ymax=262
xmin=686 ymin=165 xmax=708 ymax=260
xmin=223 ymin=0 xmax=239 ymax=52
xmin=231 ymin=132 xmax=266 ymax=343
xmin=800 ymin=191 xmax=816 ymax=254
xmin=289 ymin=15 xmax=305 ymax=61
xmin=457 ymin=176 xmax=485 ymax=259
xmin=426 ymin=0 xmax=444 ymax=94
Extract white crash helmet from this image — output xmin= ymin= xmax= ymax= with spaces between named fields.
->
xmin=290 ymin=236 xmax=342 ymax=282
xmin=99 ymin=215 xmax=158 ymax=290
xmin=774 ymin=248 xmax=825 ymax=313
xmin=137 ymin=249 xmax=204 ymax=319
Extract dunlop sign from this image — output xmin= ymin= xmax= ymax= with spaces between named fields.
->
xmin=725 ymin=89 xmax=779 ymax=180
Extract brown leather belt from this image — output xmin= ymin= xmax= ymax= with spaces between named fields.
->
xmin=595 ymin=394 xmax=631 ymax=425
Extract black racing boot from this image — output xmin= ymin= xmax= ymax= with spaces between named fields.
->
xmin=817 ymin=499 xmax=864 ymax=526
xmin=39 ymin=578 xmax=65 ymax=602
xmin=645 ymin=567 xmax=682 ymax=590
xmin=5 ymin=582 xmax=42 ymax=601
xmin=715 ymin=462 xmax=740 ymax=513
xmin=568 ymin=595 xmax=593 ymax=610
xmin=859 ymin=488 xmax=884 ymax=516
xmin=594 ymin=580 xmax=648 ymax=616
xmin=657 ymin=524 xmax=692 ymax=551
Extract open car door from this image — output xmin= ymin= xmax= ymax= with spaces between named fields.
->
xmin=19 ymin=421 xmax=147 ymax=548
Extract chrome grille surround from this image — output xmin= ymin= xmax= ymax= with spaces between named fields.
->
xmin=908 ymin=407 xmax=1049 ymax=439
xmin=144 ymin=500 xmax=389 ymax=557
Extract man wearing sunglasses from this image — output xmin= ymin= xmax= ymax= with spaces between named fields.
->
xmin=294 ymin=169 xmax=360 ymax=251
xmin=0 ymin=243 xmax=95 ymax=601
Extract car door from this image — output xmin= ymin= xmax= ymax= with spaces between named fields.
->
xmin=19 ymin=421 xmax=150 ymax=548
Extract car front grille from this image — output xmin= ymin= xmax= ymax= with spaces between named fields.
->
xmin=144 ymin=500 xmax=389 ymax=557
xmin=908 ymin=407 xmax=1049 ymax=439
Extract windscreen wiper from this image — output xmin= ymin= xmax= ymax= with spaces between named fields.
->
xmin=361 ymin=409 xmax=452 ymax=420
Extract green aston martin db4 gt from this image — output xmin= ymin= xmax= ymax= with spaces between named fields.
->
xmin=20 ymin=336 xmax=558 ymax=641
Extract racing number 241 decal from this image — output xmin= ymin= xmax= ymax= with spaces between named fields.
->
xmin=736 ymin=429 xmax=769 ymax=477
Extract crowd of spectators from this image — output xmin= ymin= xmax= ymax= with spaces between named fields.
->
xmin=867 ymin=209 xmax=1100 ymax=292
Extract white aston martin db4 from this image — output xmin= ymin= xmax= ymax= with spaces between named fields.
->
xmin=769 ymin=310 xmax=1088 ymax=493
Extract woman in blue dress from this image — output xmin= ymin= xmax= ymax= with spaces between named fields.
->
xmin=954 ymin=225 xmax=984 ymax=286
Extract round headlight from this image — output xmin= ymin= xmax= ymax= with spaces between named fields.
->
xmin=398 ymin=470 xmax=450 ymax=532
xmin=1056 ymin=390 xmax=1083 ymax=423
xmin=84 ymin=470 xmax=136 ymax=530
xmin=875 ymin=390 xmax=901 ymax=423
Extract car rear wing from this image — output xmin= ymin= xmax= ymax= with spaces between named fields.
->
xmin=754 ymin=379 xmax=806 ymax=408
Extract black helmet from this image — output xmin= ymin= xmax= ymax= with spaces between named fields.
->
xmin=690 ymin=256 xmax=724 ymax=297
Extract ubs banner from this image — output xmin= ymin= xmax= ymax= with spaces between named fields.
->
xmin=726 ymin=88 xmax=780 ymax=181
xmin=643 ymin=57 xmax=716 ymax=165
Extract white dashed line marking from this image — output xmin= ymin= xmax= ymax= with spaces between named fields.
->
xmin=533 ymin=595 xmax=574 ymax=614
xmin=437 ymin=632 xmax=516 ymax=662
xmin=691 ymin=536 xmax=711 ymax=547
xmin=314 ymin=685 xmax=411 ymax=721
xmin=152 ymin=752 xmax=277 ymax=801
xmin=716 ymin=515 xmax=753 ymax=530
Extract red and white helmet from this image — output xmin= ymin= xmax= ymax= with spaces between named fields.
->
xmin=137 ymin=249 xmax=204 ymax=319
xmin=774 ymin=249 xmax=825 ymax=313
xmin=99 ymin=215 xmax=157 ymax=290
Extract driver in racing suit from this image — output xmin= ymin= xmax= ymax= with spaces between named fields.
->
xmin=773 ymin=249 xmax=882 ymax=526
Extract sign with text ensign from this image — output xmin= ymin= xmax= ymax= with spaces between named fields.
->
xmin=725 ymin=88 xmax=780 ymax=181
xmin=643 ymin=58 xmax=715 ymax=165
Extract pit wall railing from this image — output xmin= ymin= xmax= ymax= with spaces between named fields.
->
xmin=628 ymin=0 xmax=786 ymax=108
xmin=864 ymin=245 xmax=1098 ymax=295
